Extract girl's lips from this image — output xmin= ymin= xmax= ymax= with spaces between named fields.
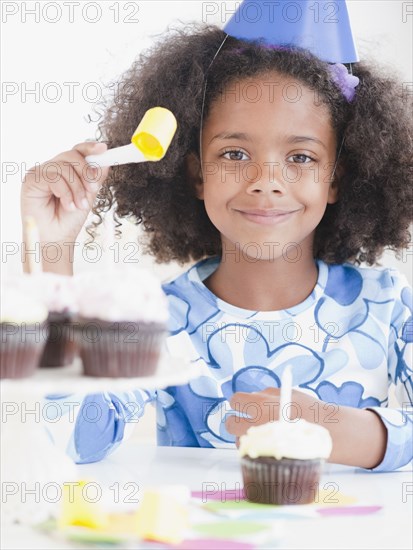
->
xmin=236 ymin=209 xmax=299 ymax=225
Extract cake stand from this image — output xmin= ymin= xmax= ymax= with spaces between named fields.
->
xmin=0 ymin=353 xmax=199 ymax=525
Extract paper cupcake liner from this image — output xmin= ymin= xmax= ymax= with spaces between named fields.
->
xmin=0 ymin=322 xmax=49 ymax=379
xmin=73 ymin=318 xmax=166 ymax=378
xmin=39 ymin=312 xmax=77 ymax=368
xmin=241 ymin=456 xmax=323 ymax=505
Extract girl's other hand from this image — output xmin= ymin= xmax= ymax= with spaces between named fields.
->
xmin=226 ymin=388 xmax=320 ymax=438
xmin=21 ymin=142 xmax=109 ymax=245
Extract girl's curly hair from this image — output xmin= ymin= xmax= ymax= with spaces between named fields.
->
xmin=91 ymin=24 xmax=412 ymax=266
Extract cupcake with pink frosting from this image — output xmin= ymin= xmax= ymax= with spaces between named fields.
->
xmin=9 ymin=273 xmax=78 ymax=368
xmin=73 ymin=267 xmax=168 ymax=377
xmin=1 ymin=286 xmax=49 ymax=378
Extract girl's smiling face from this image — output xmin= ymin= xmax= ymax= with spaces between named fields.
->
xmin=194 ymin=71 xmax=339 ymax=261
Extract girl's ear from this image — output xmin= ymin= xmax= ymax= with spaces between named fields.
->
xmin=327 ymin=162 xmax=343 ymax=204
xmin=327 ymin=179 xmax=339 ymax=204
xmin=185 ymin=152 xmax=204 ymax=199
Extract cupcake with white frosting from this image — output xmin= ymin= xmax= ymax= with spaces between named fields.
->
xmin=239 ymin=419 xmax=333 ymax=505
xmin=73 ymin=267 xmax=168 ymax=377
xmin=1 ymin=287 xmax=49 ymax=378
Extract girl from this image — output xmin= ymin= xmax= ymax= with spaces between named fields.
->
xmin=21 ymin=24 xmax=412 ymax=471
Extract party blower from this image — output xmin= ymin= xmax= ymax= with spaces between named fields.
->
xmin=85 ymin=107 xmax=177 ymax=167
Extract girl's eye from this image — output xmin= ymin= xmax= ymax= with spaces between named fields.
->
xmin=287 ymin=154 xmax=315 ymax=164
xmin=221 ymin=149 xmax=249 ymax=161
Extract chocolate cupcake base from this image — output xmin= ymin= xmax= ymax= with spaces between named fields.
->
xmin=39 ymin=312 xmax=77 ymax=368
xmin=1 ymin=321 xmax=49 ymax=379
xmin=73 ymin=318 xmax=166 ymax=378
xmin=241 ymin=456 xmax=323 ymax=505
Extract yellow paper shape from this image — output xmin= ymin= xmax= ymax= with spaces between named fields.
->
xmin=106 ymin=513 xmax=138 ymax=534
xmin=317 ymin=489 xmax=358 ymax=507
xmin=58 ymin=480 xmax=109 ymax=530
xmin=134 ymin=489 xmax=189 ymax=544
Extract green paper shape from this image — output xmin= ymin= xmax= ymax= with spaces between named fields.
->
xmin=193 ymin=520 xmax=269 ymax=538
xmin=64 ymin=528 xmax=125 ymax=545
xmin=35 ymin=518 xmax=57 ymax=533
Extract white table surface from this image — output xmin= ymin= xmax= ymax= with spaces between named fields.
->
xmin=1 ymin=444 xmax=412 ymax=550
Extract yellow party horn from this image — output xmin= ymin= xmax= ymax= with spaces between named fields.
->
xmin=85 ymin=107 xmax=177 ymax=167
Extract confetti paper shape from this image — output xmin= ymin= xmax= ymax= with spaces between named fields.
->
xmin=316 ymin=489 xmax=358 ymax=507
xmin=192 ymin=488 xmax=245 ymax=502
xmin=173 ymin=539 xmax=255 ymax=550
xmin=318 ymin=505 xmax=382 ymax=517
xmin=193 ymin=520 xmax=270 ymax=538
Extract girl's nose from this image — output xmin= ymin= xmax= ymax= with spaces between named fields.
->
xmin=245 ymin=163 xmax=285 ymax=194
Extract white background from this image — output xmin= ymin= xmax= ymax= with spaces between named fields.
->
xmin=1 ymin=0 xmax=412 ymax=283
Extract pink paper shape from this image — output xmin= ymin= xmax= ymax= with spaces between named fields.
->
xmin=191 ymin=489 xmax=245 ymax=501
xmin=318 ymin=506 xmax=382 ymax=517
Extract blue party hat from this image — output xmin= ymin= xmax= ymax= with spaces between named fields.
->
xmin=223 ymin=0 xmax=359 ymax=63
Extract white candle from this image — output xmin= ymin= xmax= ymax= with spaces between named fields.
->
xmin=279 ymin=365 xmax=293 ymax=422
xmin=102 ymin=207 xmax=117 ymax=268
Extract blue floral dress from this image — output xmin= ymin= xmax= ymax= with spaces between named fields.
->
xmin=46 ymin=258 xmax=412 ymax=471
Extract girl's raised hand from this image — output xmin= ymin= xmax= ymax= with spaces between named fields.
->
xmin=21 ymin=142 xmax=109 ymax=247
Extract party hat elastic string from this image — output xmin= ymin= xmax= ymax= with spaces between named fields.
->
xmin=199 ymin=33 xmax=229 ymax=181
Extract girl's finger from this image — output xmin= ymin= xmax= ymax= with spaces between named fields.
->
xmin=46 ymin=165 xmax=90 ymax=211
xmin=48 ymin=178 xmax=78 ymax=212
xmin=225 ymin=415 xmax=251 ymax=437
xmin=70 ymin=143 xmax=109 ymax=192
xmin=229 ymin=391 xmax=258 ymax=409
xmin=261 ymin=387 xmax=281 ymax=397
xmin=72 ymin=141 xmax=108 ymax=157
